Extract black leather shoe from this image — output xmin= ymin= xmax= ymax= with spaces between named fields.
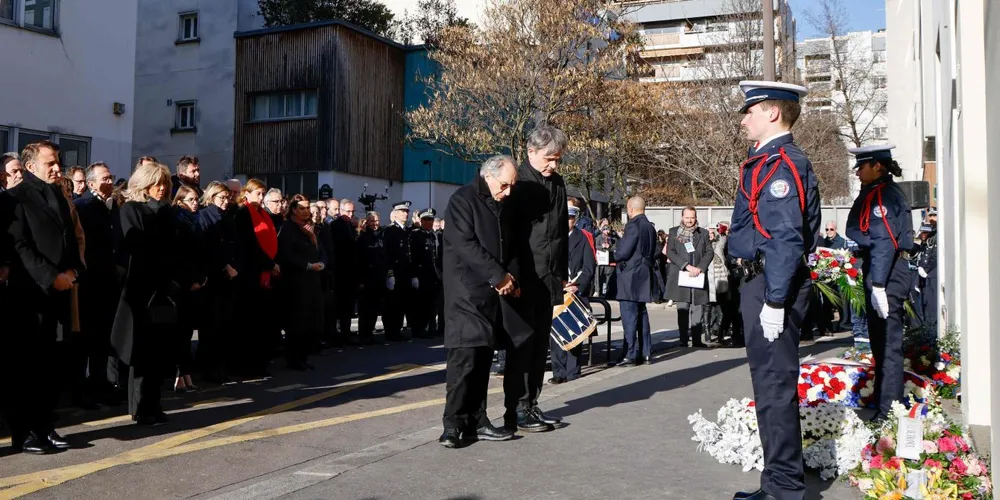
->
xmin=616 ymin=359 xmax=635 ymax=367
xmin=516 ymin=411 xmax=553 ymax=433
xmin=547 ymin=377 xmax=566 ymax=385
xmin=438 ymin=428 xmax=462 ymax=448
xmin=530 ymin=406 xmax=562 ymax=426
xmin=733 ymin=489 xmax=777 ymax=500
xmin=21 ymin=433 xmax=54 ymax=455
xmin=473 ymin=423 xmax=514 ymax=442
xmin=46 ymin=431 xmax=71 ymax=449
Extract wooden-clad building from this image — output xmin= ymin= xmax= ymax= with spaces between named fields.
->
xmin=234 ymin=20 xmax=406 ymax=194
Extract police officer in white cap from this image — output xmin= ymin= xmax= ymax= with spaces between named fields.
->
xmin=728 ymin=81 xmax=821 ymax=500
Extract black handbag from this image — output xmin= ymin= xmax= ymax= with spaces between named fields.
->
xmin=147 ymin=291 xmax=178 ymax=325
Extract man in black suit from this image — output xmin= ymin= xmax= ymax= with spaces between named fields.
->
xmin=1 ymin=140 xmax=83 ymax=453
xmin=614 ymin=197 xmax=660 ymax=365
xmin=549 ymin=204 xmax=596 ymax=383
xmin=330 ymin=199 xmax=358 ymax=343
xmin=438 ymin=155 xmax=521 ymax=447
xmin=505 ymin=125 xmax=569 ymax=433
xmin=74 ymin=162 xmax=125 ymax=405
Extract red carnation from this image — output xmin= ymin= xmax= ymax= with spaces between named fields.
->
xmin=830 ymin=260 xmax=840 ymax=268
xmin=810 ymin=271 xmax=819 ymax=280
xmin=885 ymin=457 xmax=902 ymax=470
xmin=798 ymin=383 xmax=809 ymax=400
xmin=850 ymin=257 xmax=857 ymax=264
xmin=829 ymin=378 xmax=846 ymax=393
xmin=941 ymin=353 xmax=952 ymax=361
xmin=747 ymin=401 xmax=756 ymax=408
xmin=846 ymin=268 xmax=858 ymax=279
xmin=820 ymin=250 xmax=831 ymax=258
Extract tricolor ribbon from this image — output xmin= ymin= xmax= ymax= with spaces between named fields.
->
xmin=908 ymin=403 xmax=929 ymax=419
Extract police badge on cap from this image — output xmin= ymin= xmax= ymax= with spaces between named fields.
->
xmin=392 ymin=201 xmax=411 ymax=211
xmin=738 ymin=80 xmax=808 ymax=113
xmin=419 ymin=208 xmax=436 ymax=219
xmin=847 ymin=144 xmax=896 ymax=170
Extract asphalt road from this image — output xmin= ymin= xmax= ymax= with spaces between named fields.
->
xmin=0 ymin=306 xmax=860 ymax=500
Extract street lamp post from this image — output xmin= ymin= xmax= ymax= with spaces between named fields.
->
xmin=423 ymin=159 xmax=432 ymax=209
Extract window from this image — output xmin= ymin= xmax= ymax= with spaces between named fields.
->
xmin=175 ymin=101 xmax=196 ymax=131
xmin=264 ymin=172 xmax=319 ymax=199
xmin=0 ymin=128 xmax=8 ymax=152
xmin=23 ymin=0 xmax=53 ymax=30
xmin=873 ymin=127 xmax=888 ymax=139
xmin=251 ymin=91 xmax=319 ymax=121
xmin=873 ymin=76 xmax=887 ymax=89
xmin=17 ymin=129 xmax=49 ymax=152
xmin=58 ymin=135 xmax=89 ymax=167
xmin=0 ymin=0 xmax=13 ymax=21
xmin=178 ymin=12 xmax=198 ymax=42
xmin=873 ymin=50 xmax=886 ymax=63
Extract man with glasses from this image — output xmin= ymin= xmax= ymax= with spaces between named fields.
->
xmin=819 ymin=222 xmax=850 ymax=332
xmin=331 ymin=199 xmax=359 ymax=344
xmin=263 ymin=188 xmax=284 ymax=228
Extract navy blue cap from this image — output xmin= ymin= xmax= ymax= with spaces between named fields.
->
xmin=392 ymin=201 xmax=411 ymax=211
xmin=919 ymin=224 xmax=934 ymax=232
xmin=419 ymin=208 xmax=436 ymax=219
xmin=739 ymin=80 xmax=808 ymax=113
xmin=848 ymin=145 xmax=896 ymax=169
xmin=568 ymin=206 xmax=579 ymax=217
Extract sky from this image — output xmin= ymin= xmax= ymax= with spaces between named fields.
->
xmin=378 ymin=0 xmax=888 ymax=40
xmin=786 ymin=0 xmax=886 ymax=40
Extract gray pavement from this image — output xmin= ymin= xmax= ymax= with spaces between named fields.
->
xmin=0 ymin=306 xmax=861 ymax=500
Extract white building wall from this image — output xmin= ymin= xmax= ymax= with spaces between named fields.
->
xmin=132 ymin=0 xmax=263 ymax=183
xmin=0 ymin=0 xmax=137 ymax=179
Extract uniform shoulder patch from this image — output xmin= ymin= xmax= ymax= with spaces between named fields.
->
xmin=873 ymin=205 xmax=886 ymax=218
xmin=768 ymin=179 xmax=790 ymax=199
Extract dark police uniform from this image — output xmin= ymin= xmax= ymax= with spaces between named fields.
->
xmin=409 ymin=209 xmax=441 ymax=338
xmin=355 ymin=225 xmax=386 ymax=344
xmin=382 ymin=201 xmax=413 ymax=341
xmin=844 ymin=145 xmax=913 ymax=418
xmin=550 ymin=206 xmax=596 ymax=382
xmin=728 ymin=81 xmax=820 ymax=500
xmin=916 ymin=224 xmax=938 ymax=327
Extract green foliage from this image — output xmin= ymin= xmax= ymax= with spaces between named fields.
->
xmin=257 ymin=0 xmax=396 ymax=37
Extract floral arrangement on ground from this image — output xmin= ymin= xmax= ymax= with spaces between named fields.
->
xmin=689 ymin=398 xmax=992 ymax=498
xmin=848 ymin=401 xmax=991 ymax=499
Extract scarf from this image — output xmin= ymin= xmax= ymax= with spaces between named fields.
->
xmin=300 ymin=221 xmax=318 ymax=247
xmin=198 ymin=203 xmax=224 ymax=232
xmin=678 ymin=224 xmax=698 ymax=244
xmin=247 ymin=203 xmax=278 ymax=260
xmin=174 ymin=206 xmax=200 ymax=235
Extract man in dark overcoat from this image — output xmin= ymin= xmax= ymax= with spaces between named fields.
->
xmin=505 ymin=125 xmax=569 ymax=433
xmin=665 ymin=207 xmax=714 ymax=347
xmin=439 ymin=155 xmax=526 ymax=448
xmin=614 ymin=197 xmax=660 ymax=365
xmin=2 ymin=140 xmax=82 ymax=453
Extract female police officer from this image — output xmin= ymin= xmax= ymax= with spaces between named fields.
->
xmin=845 ymin=145 xmax=914 ymax=420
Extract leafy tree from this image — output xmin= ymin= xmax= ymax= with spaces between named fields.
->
xmin=396 ymin=0 xmax=470 ymax=45
xmin=257 ymin=0 xmax=396 ymax=37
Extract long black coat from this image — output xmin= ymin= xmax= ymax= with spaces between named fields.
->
xmin=508 ymin=162 xmax=568 ymax=307
xmin=443 ymin=176 xmax=532 ymax=349
xmin=277 ymin=221 xmax=324 ymax=335
xmin=665 ymin=225 xmax=713 ymax=305
xmin=614 ymin=213 xmax=660 ymax=303
xmin=74 ymin=191 xmax=125 ymax=336
xmin=329 ymin=216 xmax=357 ymax=288
xmin=111 ymin=199 xmax=179 ymax=367
xmin=2 ymin=171 xmax=84 ymax=336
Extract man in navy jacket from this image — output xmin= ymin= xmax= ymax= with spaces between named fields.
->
xmin=614 ymin=197 xmax=660 ymax=365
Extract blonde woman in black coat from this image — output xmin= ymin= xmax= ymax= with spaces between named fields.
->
xmin=110 ymin=162 xmax=180 ymax=426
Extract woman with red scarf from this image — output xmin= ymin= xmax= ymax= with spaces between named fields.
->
xmin=233 ymin=179 xmax=281 ymax=378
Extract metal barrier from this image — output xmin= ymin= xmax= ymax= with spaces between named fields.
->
xmin=587 ymin=297 xmax=620 ymax=366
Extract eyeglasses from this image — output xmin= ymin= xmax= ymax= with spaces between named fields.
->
xmin=826 ymin=228 xmax=836 ymax=232
xmin=265 ymin=199 xmax=281 ymax=204
xmin=214 ymin=194 xmax=231 ymax=201
xmin=183 ymin=197 xmax=198 ymax=204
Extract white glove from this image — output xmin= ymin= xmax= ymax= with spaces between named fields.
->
xmin=872 ymin=287 xmax=889 ymax=319
xmin=759 ymin=305 xmax=784 ymax=343
xmin=387 ymin=276 xmax=395 ymax=291
xmin=411 ymin=277 xmax=419 ymax=290
xmin=918 ymin=267 xmax=928 ymax=278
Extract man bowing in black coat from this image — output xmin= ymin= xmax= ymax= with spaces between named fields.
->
xmin=506 ymin=125 xmax=570 ymax=433
xmin=439 ymin=155 xmax=524 ymax=448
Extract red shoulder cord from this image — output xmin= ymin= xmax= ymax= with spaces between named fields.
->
xmin=859 ymin=183 xmax=899 ymax=250
xmin=738 ymin=147 xmax=807 ymax=239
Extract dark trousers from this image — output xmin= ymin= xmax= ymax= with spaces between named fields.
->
xmin=128 ymin=364 xmax=163 ymax=419
xmin=443 ymin=347 xmax=493 ymax=431
xmin=335 ymin=282 xmax=357 ymax=337
xmin=4 ymin=320 xmax=58 ymax=440
xmin=677 ymin=302 xmax=704 ymax=345
xmin=726 ymin=276 xmax=746 ymax=345
xmin=197 ymin=283 xmax=235 ymax=377
xmin=503 ymin=320 xmax=548 ymax=419
xmin=408 ymin=280 xmax=438 ymax=335
xmin=322 ymin=285 xmax=338 ymax=343
xmin=549 ymin=336 xmax=582 ymax=380
xmin=703 ymin=302 xmax=725 ymax=342
xmin=866 ymin=256 xmax=909 ymax=416
xmin=358 ymin=284 xmax=382 ymax=339
xmin=382 ymin=281 xmax=409 ymax=337
xmin=430 ymin=286 xmax=445 ymax=334
xmin=284 ymin=328 xmax=313 ymax=365
xmin=742 ymin=272 xmax=809 ymax=500
xmin=620 ymin=300 xmax=651 ymax=361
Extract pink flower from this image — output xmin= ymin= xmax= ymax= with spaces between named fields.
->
xmin=938 ymin=436 xmax=959 ymax=453
xmin=962 ymin=493 xmax=973 ymax=500
xmin=861 ymin=459 xmax=871 ymax=473
xmin=955 ymin=436 xmax=970 ymax=452
xmin=870 ymin=455 xmax=884 ymax=470
xmin=876 ymin=436 xmax=896 ymax=455
xmin=951 ymin=457 xmax=969 ymax=476
xmin=885 ymin=457 xmax=902 ymax=470
xmin=923 ymin=459 xmax=943 ymax=469
xmin=966 ymin=459 xmax=983 ymax=476
xmin=923 ymin=440 xmax=939 ymax=454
